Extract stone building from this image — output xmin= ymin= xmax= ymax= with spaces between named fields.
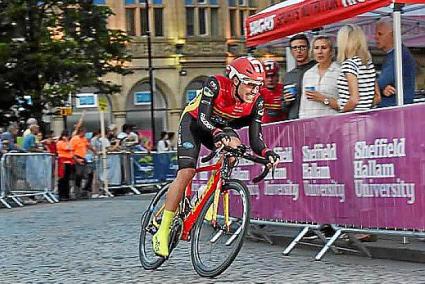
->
xmin=52 ymin=0 xmax=280 ymax=139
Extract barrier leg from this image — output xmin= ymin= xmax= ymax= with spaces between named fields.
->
xmin=0 ymin=198 xmax=12 ymax=209
xmin=129 ymin=186 xmax=141 ymax=195
xmin=282 ymin=226 xmax=310 ymax=256
xmin=314 ymin=230 xmax=340 ymax=254
xmin=43 ymin=192 xmax=55 ymax=204
xmin=10 ymin=196 xmax=24 ymax=207
xmin=47 ymin=192 xmax=59 ymax=203
xmin=315 ymin=229 xmax=342 ymax=261
xmin=346 ymin=233 xmax=372 ymax=258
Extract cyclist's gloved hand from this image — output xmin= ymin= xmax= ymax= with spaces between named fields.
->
xmin=265 ymin=149 xmax=280 ymax=166
xmin=213 ymin=130 xmax=231 ymax=148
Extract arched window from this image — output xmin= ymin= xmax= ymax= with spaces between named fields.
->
xmin=126 ymin=80 xmax=168 ymax=139
xmin=182 ymin=76 xmax=208 ymax=108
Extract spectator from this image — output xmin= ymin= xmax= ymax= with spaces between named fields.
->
xmin=375 ymin=17 xmax=416 ymax=107
xmin=22 ymin=125 xmax=41 ymax=152
xmin=298 ymin=35 xmax=340 ymax=118
xmin=336 ymin=24 xmax=380 ymax=112
xmin=23 ymin=118 xmax=37 ymax=137
xmin=70 ymin=127 xmax=97 ymax=198
xmin=283 ymin=34 xmax=317 ymax=119
xmin=1 ymin=124 xmax=21 ymax=152
xmin=107 ymin=124 xmax=120 ymax=151
xmin=167 ymin=132 xmax=176 ymax=151
xmin=260 ymin=59 xmax=286 ymax=123
xmin=41 ymin=131 xmax=57 ymax=154
xmin=156 ymin=131 xmax=169 ymax=152
xmin=118 ymin=124 xmax=139 ymax=148
xmin=56 ymin=130 xmax=74 ymax=201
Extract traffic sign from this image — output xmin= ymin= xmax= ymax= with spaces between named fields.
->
xmin=60 ymin=106 xmax=73 ymax=116
xmin=98 ymin=97 xmax=108 ymax=112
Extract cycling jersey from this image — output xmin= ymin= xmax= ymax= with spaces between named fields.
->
xmin=178 ymin=75 xmax=268 ymax=169
xmin=260 ymin=83 xmax=287 ymax=123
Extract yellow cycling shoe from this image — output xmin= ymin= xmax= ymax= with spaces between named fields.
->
xmin=152 ymin=231 xmax=170 ymax=257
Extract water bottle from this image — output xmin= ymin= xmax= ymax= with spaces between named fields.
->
xmin=191 ymin=185 xmax=207 ymax=206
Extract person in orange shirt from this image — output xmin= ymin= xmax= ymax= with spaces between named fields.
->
xmin=70 ymin=127 xmax=97 ymax=197
xmin=260 ymin=59 xmax=287 ymax=123
xmin=56 ymin=130 xmax=74 ymax=201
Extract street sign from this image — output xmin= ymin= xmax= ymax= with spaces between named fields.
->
xmin=60 ymin=106 xmax=73 ymax=116
xmin=98 ymin=97 xmax=108 ymax=112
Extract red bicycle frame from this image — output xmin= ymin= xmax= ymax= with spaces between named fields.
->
xmin=181 ymin=160 xmax=223 ymax=241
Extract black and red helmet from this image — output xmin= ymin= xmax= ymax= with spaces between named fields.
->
xmin=262 ymin=59 xmax=280 ymax=77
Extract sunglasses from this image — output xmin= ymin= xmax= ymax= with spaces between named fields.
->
xmin=290 ymin=45 xmax=308 ymax=51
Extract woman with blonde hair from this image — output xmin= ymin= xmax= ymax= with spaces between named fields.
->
xmin=336 ymin=24 xmax=381 ymax=111
xmin=298 ymin=35 xmax=341 ymax=118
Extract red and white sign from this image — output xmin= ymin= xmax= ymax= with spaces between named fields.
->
xmin=246 ymin=0 xmax=424 ymax=47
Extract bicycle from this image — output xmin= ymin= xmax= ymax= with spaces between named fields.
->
xmin=139 ymin=144 xmax=272 ymax=277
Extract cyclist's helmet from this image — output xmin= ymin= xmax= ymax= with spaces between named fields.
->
xmin=226 ymin=56 xmax=265 ymax=87
xmin=262 ymin=59 xmax=280 ymax=77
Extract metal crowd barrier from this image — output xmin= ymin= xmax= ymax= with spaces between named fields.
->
xmin=130 ymin=151 xmax=178 ymax=190
xmin=95 ymin=151 xmax=140 ymax=195
xmin=0 ymin=152 xmax=58 ymax=208
xmin=94 ymin=151 xmax=178 ymax=194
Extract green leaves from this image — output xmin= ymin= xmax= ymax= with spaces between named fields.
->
xmin=0 ymin=0 xmax=132 ymax=125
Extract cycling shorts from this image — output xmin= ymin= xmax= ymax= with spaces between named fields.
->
xmin=177 ymin=112 xmax=239 ymax=170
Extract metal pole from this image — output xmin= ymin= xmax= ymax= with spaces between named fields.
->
xmin=145 ymin=0 xmax=156 ymax=146
xmin=393 ymin=3 xmax=404 ymax=106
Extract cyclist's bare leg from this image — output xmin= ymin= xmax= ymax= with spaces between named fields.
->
xmin=153 ymin=168 xmax=195 ymax=257
xmin=164 ymin=168 xmax=196 ymax=211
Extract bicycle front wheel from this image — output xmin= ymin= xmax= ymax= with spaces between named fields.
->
xmin=139 ymin=183 xmax=169 ymax=270
xmin=190 ymin=179 xmax=251 ymax=277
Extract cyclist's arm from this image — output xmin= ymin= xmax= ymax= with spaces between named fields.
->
xmin=248 ymin=97 xmax=268 ymax=156
xmin=197 ymin=77 xmax=220 ymax=134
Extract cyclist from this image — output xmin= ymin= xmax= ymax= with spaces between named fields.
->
xmin=152 ymin=56 xmax=280 ymax=257
xmin=260 ymin=59 xmax=287 ymax=123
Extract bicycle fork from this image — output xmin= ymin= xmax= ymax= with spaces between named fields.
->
xmin=209 ymin=190 xmax=240 ymax=246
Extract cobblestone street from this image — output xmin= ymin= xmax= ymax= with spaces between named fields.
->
xmin=1 ymin=194 xmax=425 ymax=283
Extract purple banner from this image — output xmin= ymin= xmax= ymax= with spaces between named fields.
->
xmin=194 ymin=104 xmax=425 ymax=230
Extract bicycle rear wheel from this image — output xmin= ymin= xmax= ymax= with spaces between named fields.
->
xmin=190 ymin=179 xmax=251 ymax=277
xmin=139 ymin=183 xmax=169 ymax=270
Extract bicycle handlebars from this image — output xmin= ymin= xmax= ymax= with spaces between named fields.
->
xmin=201 ymin=145 xmax=272 ymax=183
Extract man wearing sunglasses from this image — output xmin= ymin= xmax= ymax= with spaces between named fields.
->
xmin=152 ymin=56 xmax=280 ymax=257
xmin=283 ymin=33 xmax=316 ymax=119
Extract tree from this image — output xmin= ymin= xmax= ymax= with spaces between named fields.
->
xmin=0 ymin=0 xmax=131 ymax=126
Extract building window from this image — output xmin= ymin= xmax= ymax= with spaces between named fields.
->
xmin=126 ymin=8 xmax=136 ymax=36
xmin=185 ymin=1 xmax=220 ymax=37
xmin=239 ymin=10 xmax=245 ymax=36
xmin=140 ymin=8 xmax=148 ymax=35
xmin=186 ymin=8 xmax=195 ymax=36
xmin=154 ymin=8 xmax=163 ymax=36
xmin=125 ymin=0 xmax=164 ymax=37
xmin=198 ymin=8 xmax=207 ymax=35
xmin=228 ymin=0 xmax=256 ymax=38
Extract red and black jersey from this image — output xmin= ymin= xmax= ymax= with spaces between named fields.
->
xmin=182 ymin=75 xmax=268 ymax=156
xmin=260 ymin=83 xmax=287 ymax=123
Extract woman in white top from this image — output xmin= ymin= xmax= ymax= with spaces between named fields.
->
xmin=156 ymin=131 xmax=169 ymax=152
xmin=308 ymin=25 xmax=381 ymax=112
xmin=298 ymin=35 xmax=341 ymax=119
